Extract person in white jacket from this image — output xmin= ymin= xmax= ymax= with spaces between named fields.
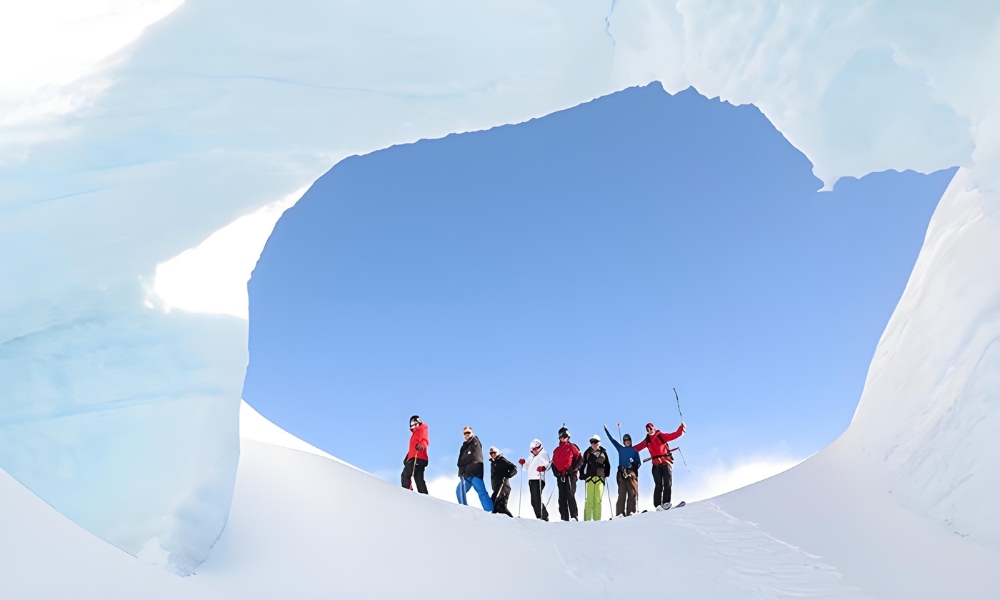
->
xmin=524 ymin=439 xmax=550 ymax=521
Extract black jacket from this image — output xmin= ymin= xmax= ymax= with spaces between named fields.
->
xmin=580 ymin=446 xmax=611 ymax=480
xmin=490 ymin=455 xmax=517 ymax=492
xmin=457 ymin=435 xmax=485 ymax=479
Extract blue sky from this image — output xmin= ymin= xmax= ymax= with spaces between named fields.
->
xmin=243 ymin=83 xmax=954 ymax=493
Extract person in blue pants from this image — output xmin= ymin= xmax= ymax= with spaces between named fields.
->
xmin=456 ymin=426 xmax=494 ymax=511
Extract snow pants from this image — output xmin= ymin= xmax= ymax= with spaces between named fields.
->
xmin=529 ymin=479 xmax=549 ymax=521
xmin=491 ymin=481 xmax=513 ymax=517
xmin=616 ymin=468 xmax=638 ymax=516
xmin=584 ymin=477 xmax=604 ymax=521
xmin=401 ymin=458 xmax=428 ymax=494
xmin=651 ymin=462 xmax=673 ymax=507
xmin=556 ymin=475 xmax=578 ymax=521
xmin=457 ymin=476 xmax=494 ymax=511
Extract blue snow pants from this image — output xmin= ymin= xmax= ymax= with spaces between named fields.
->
xmin=456 ymin=476 xmax=494 ymax=511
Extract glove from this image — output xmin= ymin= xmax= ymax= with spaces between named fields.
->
xmin=518 ymin=458 xmax=526 ymax=465
xmin=680 ymin=422 xmax=686 ymax=433
xmin=415 ymin=444 xmax=424 ymax=451
xmin=536 ymin=466 xmax=546 ymax=473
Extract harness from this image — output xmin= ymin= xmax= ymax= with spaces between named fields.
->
xmin=646 ymin=432 xmax=673 ymax=464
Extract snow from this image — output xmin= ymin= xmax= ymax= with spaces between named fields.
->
xmin=2 ymin=0 xmax=1000 ymax=593
xmin=0 ymin=426 xmax=869 ymax=599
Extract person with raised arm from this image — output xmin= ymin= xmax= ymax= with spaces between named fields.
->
xmin=603 ymin=424 xmax=641 ymax=516
xmin=633 ymin=421 xmax=686 ymax=510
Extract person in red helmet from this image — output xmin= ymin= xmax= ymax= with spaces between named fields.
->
xmin=401 ymin=415 xmax=429 ymax=494
xmin=550 ymin=427 xmax=583 ymax=521
xmin=633 ymin=421 xmax=685 ymax=510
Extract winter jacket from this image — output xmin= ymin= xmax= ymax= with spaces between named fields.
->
xmin=551 ymin=440 xmax=583 ymax=477
xmin=490 ymin=455 xmax=518 ymax=492
xmin=457 ymin=435 xmax=485 ymax=479
xmin=604 ymin=426 xmax=641 ymax=471
xmin=406 ymin=423 xmax=430 ymax=461
xmin=580 ymin=446 xmax=611 ymax=480
xmin=525 ymin=448 xmax=550 ymax=481
xmin=633 ymin=425 xmax=684 ymax=466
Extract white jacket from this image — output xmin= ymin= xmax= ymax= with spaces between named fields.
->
xmin=524 ymin=448 xmax=551 ymax=481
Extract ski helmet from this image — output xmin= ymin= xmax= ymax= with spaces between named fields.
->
xmin=622 ymin=433 xmax=632 ymax=443
xmin=409 ymin=415 xmax=421 ymax=427
xmin=530 ymin=439 xmax=542 ymax=451
xmin=558 ymin=427 xmax=570 ymax=439
xmin=589 ymin=434 xmax=600 ymax=443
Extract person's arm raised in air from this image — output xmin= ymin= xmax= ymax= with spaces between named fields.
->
xmin=660 ymin=422 xmax=686 ymax=444
xmin=603 ymin=425 xmax=623 ymax=451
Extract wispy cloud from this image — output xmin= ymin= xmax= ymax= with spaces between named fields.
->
xmin=681 ymin=455 xmax=804 ymax=504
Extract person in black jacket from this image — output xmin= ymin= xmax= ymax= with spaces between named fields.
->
xmin=456 ymin=426 xmax=494 ymax=511
xmin=488 ymin=446 xmax=517 ymax=517
xmin=580 ymin=434 xmax=611 ymax=521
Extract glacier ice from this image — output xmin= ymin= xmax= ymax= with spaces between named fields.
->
xmin=1 ymin=0 xmax=999 ymax=581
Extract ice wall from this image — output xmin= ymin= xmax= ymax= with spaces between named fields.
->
xmin=2 ymin=0 xmax=999 ymax=576
xmin=845 ymin=169 xmax=1000 ymax=548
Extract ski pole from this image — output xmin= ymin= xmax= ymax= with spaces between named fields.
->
xmin=517 ymin=458 xmax=526 ymax=518
xmin=605 ymin=476 xmax=613 ymax=520
xmin=673 ymin=387 xmax=683 ymax=420
xmin=617 ymin=422 xmax=622 ymax=444
xmin=677 ymin=447 xmax=689 ymax=470
xmin=642 ymin=448 xmax=682 ymax=463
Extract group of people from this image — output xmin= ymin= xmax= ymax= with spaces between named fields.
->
xmin=401 ymin=415 xmax=686 ymax=521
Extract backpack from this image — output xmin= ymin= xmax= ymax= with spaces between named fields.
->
xmin=504 ymin=459 xmax=518 ymax=480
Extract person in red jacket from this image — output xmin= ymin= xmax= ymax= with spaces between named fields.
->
xmin=550 ymin=427 xmax=583 ymax=521
xmin=633 ymin=421 xmax=685 ymax=510
xmin=401 ymin=415 xmax=429 ymax=494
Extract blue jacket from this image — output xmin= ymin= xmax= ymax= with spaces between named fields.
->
xmin=604 ymin=426 xmax=641 ymax=471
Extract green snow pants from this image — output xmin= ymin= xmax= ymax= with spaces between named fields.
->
xmin=584 ymin=477 xmax=605 ymax=521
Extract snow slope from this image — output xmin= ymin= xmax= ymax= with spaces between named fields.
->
xmin=0 ymin=413 xmax=866 ymax=599
xmin=3 ymin=394 xmax=997 ymax=599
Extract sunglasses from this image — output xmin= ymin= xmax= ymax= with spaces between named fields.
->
xmin=489 ymin=451 xmax=497 ymax=455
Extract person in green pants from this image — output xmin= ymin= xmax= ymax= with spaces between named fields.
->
xmin=580 ymin=434 xmax=611 ymax=521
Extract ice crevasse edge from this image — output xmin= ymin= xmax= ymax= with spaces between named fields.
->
xmin=0 ymin=0 xmax=999 ymax=574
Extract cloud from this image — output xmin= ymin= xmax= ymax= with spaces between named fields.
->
xmin=679 ymin=455 xmax=804 ymax=504
xmin=152 ymin=188 xmax=304 ymax=319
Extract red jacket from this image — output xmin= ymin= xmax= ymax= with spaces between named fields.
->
xmin=406 ymin=423 xmax=429 ymax=461
xmin=551 ymin=440 xmax=582 ymax=475
xmin=634 ymin=424 xmax=683 ymax=466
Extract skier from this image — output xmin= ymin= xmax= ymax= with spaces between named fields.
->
xmin=580 ymin=434 xmax=611 ymax=521
xmin=633 ymin=421 xmax=686 ymax=510
xmin=550 ymin=427 xmax=583 ymax=521
xmin=488 ymin=446 xmax=517 ymax=517
xmin=401 ymin=415 xmax=429 ymax=494
xmin=456 ymin=426 xmax=494 ymax=511
xmin=524 ymin=439 xmax=550 ymax=521
xmin=603 ymin=424 xmax=641 ymax=516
